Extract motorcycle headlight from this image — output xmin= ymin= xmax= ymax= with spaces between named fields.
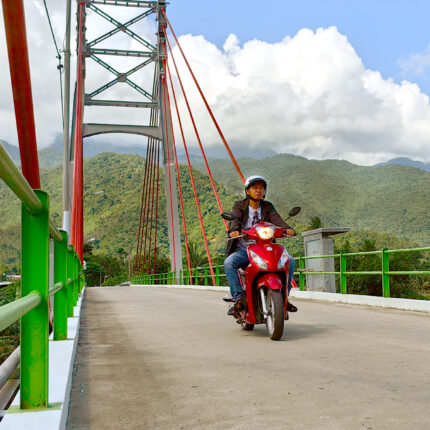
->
xmin=256 ymin=226 xmax=275 ymax=240
xmin=277 ymin=249 xmax=290 ymax=270
xmin=249 ymin=250 xmax=268 ymax=269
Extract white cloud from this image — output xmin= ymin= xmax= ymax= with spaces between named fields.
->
xmin=1 ymin=3 xmax=430 ymax=164
xmin=0 ymin=1 xmax=156 ymax=148
xmin=399 ymin=45 xmax=430 ymax=77
xmin=169 ymin=27 xmax=430 ymax=164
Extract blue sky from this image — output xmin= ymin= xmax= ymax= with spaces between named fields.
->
xmin=169 ymin=0 xmax=430 ymax=96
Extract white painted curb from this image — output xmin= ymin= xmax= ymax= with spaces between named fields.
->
xmin=289 ymin=289 xmax=430 ymax=313
xmin=133 ymin=284 xmax=430 ymax=313
xmin=2 ymin=288 xmax=86 ymax=430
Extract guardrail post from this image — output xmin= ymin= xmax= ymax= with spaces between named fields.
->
xmin=75 ymin=253 xmax=79 ymax=302
xmin=21 ymin=190 xmax=49 ymax=408
xmin=382 ymin=249 xmax=390 ymax=298
xmin=194 ymin=268 xmax=198 ymax=285
xmin=67 ymin=246 xmax=74 ymax=317
xmin=340 ymin=252 xmax=347 ymax=294
xmin=299 ymin=256 xmax=305 ymax=291
xmin=215 ymin=266 xmax=220 ymax=286
xmin=54 ymin=230 xmax=68 ymax=340
xmin=204 ymin=267 xmax=208 ymax=285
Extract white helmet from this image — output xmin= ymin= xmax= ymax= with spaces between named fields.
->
xmin=245 ymin=175 xmax=267 ymax=190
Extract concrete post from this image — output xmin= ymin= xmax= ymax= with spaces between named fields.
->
xmin=302 ymin=227 xmax=350 ymax=292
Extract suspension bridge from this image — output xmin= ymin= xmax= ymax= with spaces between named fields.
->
xmin=0 ymin=1 xmax=429 ymax=429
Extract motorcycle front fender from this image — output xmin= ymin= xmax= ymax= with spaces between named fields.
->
xmin=257 ymin=273 xmax=283 ymax=290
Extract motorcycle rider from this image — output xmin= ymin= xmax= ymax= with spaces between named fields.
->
xmin=224 ymin=175 xmax=298 ymax=316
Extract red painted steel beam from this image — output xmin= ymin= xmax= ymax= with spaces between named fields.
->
xmin=2 ymin=0 xmax=41 ymax=188
xmin=71 ymin=2 xmax=85 ymax=263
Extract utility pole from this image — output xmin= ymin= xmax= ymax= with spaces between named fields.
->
xmin=62 ymin=0 xmax=72 ymax=237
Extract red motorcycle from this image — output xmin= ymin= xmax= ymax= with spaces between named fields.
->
xmin=222 ymin=207 xmax=300 ymax=341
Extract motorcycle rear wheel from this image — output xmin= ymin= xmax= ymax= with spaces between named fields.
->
xmin=265 ymin=289 xmax=284 ymax=340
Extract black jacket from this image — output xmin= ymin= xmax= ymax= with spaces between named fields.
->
xmin=226 ymin=198 xmax=292 ymax=256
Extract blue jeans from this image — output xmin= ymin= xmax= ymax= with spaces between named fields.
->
xmin=224 ymin=250 xmax=296 ymax=301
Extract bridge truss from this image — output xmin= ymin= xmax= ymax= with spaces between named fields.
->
xmin=71 ymin=0 xmax=182 ymax=276
xmin=71 ymin=0 xmax=246 ymax=283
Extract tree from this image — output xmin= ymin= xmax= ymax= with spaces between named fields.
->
xmin=305 ymin=216 xmax=323 ymax=231
xmin=184 ymin=241 xmax=208 ymax=268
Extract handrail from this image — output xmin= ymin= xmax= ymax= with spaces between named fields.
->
xmin=0 ymin=142 xmax=42 ymax=215
xmin=0 ymin=0 xmax=86 ymax=410
xmin=0 ymin=292 xmax=41 ymax=332
xmin=131 ymin=246 xmax=430 ymax=299
xmin=49 ymin=218 xmax=63 ymax=242
xmin=0 ymin=142 xmax=64 ymax=242
xmin=49 ymin=281 xmax=65 ymax=296
xmin=0 ymin=346 xmax=20 ymax=390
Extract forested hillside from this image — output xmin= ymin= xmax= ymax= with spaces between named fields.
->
xmin=192 ymin=154 xmax=430 ymax=245
xmin=0 ymin=152 xmax=429 ymax=268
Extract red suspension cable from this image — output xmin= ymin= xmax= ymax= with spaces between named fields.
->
xmin=146 ymin=138 xmax=158 ymax=275
xmin=142 ymin=139 xmax=156 ymax=273
xmin=152 ymin=141 xmax=161 ymax=275
xmin=164 ymin=31 xmax=228 ymax=232
xmin=135 ymin=141 xmax=152 ymax=275
xmin=139 ymin=141 xmax=155 ymax=275
xmin=163 ymin=44 xmax=217 ymax=286
xmin=161 ymin=12 xmax=245 ymax=185
xmin=162 ymin=43 xmax=193 ymax=283
xmin=134 ymin=146 xmax=150 ymax=275
xmin=161 ymin=70 xmax=176 ymax=270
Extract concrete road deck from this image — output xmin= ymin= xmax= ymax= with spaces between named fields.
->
xmin=67 ymin=286 xmax=430 ymax=430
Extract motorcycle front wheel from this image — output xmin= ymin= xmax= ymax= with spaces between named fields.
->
xmin=265 ymin=289 xmax=284 ymax=340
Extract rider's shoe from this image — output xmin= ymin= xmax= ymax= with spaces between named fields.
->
xmin=228 ymin=298 xmax=244 ymax=316
xmin=287 ymin=301 xmax=298 ymax=312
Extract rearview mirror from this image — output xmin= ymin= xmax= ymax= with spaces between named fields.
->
xmin=288 ymin=207 xmax=301 ymax=217
xmin=221 ymin=212 xmax=234 ymax=221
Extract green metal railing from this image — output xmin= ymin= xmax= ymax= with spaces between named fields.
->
xmin=131 ymin=247 xmax=429 ymax=298
xmin=0 ymin=142 xmax=85 ymax=409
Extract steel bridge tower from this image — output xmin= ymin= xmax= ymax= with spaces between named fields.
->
xmin=72 ymin=0 xmax=182 ymax=275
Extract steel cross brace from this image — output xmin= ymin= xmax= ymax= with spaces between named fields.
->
xmin=86 ymin=2 xmax=155 ymax=50
xmin=88 ymin=0 xmax=158 ymax=7
xmin=88 ymin=55 xmax=153 ymax=99
xmin=87 ymin=48 xmax=156 ymax=57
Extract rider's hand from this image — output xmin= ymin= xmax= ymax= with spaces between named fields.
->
xmin=286 ymin=228 xmax=296 ymax=237
xmin=230 ymin=231 xmax=241 ymax=238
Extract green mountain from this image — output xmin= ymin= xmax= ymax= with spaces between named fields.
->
xmin=0 ymin=140 xmax=62 ymax=168
xmin=0 ymin=152 xmax=429 ymax=268
xmin=0 ymin=152 xmax=235 ymax=266
xmin=192 ymin=154 xmax=430 ymax=245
